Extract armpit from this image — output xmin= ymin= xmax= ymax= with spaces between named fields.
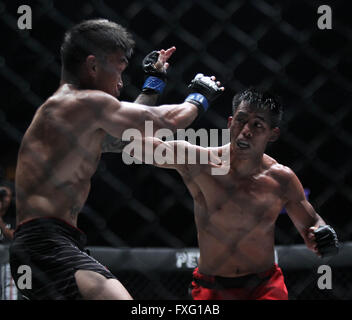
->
xmin=101 ymin=134 xmax=130 ymax=153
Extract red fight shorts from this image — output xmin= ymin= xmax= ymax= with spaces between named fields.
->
xmin=191 ymin=264 xmax=288 ymax=300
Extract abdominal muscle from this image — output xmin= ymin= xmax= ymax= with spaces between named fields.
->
xmin=193 ymin=199 xmax=278 ymax=277
xmin=197 ymin=228 xmax=276 ymax=277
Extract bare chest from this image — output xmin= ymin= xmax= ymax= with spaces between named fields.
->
xmin=192 ymin=172 xmax=285 ymax=227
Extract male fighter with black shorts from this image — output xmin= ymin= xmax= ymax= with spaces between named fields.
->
xmin=9 ymin=19 xmax=223 ymax=300
xmin=131 ymin=88 xmax=339 ymax=300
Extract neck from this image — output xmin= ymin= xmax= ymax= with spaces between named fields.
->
xmin=60 ymin=68 xmax=86 ymax=89
xmin=229 ymin=145 xmax=263 ymax=177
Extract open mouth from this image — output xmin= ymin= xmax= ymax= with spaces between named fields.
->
xmin=236 ymin=140 xmax=250 ymax=150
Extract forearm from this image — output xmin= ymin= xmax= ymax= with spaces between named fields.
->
xmin=295 ymin=211 xmax=325 ymax=243
xmin=285 ymin=171 xmax=338 ymax=257
xmin=302 ymin=212 xmax=326 ymax=234
xmin=148 ymin=102 xmax=199 ymax=133
xmin=310 ymin=214 xmax=326 ymax=228
xmin=300 ymin=212 xmax=326 ymax=250
xmin=134 ymin=93 xmax=160 ymax=106
xmin=123 ymin=137 xmax=190 ymax=170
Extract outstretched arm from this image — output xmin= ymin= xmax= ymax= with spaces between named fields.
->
xmin=98 ymin=97 xmax=198 ymax=138
xmin=284 ymin=168 xmax=339 ymax=257
xmin=122 ymin=136 xmax=211 ymax=170
xmin=101 ymin=48 xmax=224 ymax=153
xmin=98 ymin=73 xmax=223 ymax=149
xmin=102 ymin=47 xmax=176 ymax=153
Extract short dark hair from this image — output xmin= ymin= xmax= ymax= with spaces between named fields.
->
xmin=60 ymin=19 xmax=135 ymax=74
xmin=232 ymin=88 xmax=283 ymax=128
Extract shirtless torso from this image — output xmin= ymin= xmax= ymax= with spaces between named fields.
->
xmin=139 ymin=99 xmax=326 ymax=278
xmin=15 ymin=46 xmax=189 ymax=227
xmin=16 ymin=85 xmax=105 ymax=226
xmin=15 ymin=78 xmax=200 ymax=227
xmin=181 ymin=151 xmax=290 ymax=277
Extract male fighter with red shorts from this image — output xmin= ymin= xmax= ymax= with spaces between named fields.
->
xmin=131 ymin=88 xmax=339 ymax=299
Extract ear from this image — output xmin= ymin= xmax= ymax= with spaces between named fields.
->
xmin=269 ymin=127 xmax=280 ymax=142
xmin=227 ymin=116 xmax=233 ymax=129
xmin=86 ymin=55 xmax=98 ymax=76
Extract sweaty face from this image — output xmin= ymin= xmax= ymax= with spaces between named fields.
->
xmin=228 ymin=101 xmax=279 ymax=157
xmin=93 ymin=50 xmax=128 ymax=98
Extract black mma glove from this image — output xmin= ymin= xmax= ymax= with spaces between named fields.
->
xmin=141 ymin=51 xmax=167 ymax=94
xmin=314 ymin=225 xmax=339 ymax=258
xmin=185 ymin=73 xmax=223 ymax=114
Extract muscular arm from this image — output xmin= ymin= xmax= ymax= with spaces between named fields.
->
xmin=100 ymin=61 xmax=223 ymax=152
xmin=124 ymin=136 xmax=219 ymax=172
xmin=97 ymin=94 xmax=198 ymax=139
xmin=127 ymin=137 xmax=196 ymax=169
xmin=101 ymin=94 xmax=198 ymax=153
xmin=101 ymin=93 xmax=161 ymax=153
xmin=284 ymin=168 xmax=326 ymax=253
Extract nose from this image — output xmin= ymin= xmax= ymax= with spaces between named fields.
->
xmin=241 ymin=123 xmax=252 ymax=139
xmin=117 ymin=80 xmax=123 ymax=90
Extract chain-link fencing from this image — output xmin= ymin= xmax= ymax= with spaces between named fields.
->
xmin=0 ymin=0 xmax=351 ymax=300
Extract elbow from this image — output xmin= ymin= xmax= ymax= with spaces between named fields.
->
xmin=157 ymin=109 xmax=178 ymax=133
xmin=163 ymin=107 xmax=186 ymax=133
xmin=163 ymin=117 xmax=177 ymax=133
xmin=145 ymin=109 xmax=177 ymax=134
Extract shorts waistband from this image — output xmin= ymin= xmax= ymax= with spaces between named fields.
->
xmin=15 ymin=216 xmax=83 ymax=233
xmin=14 ymin=217 xmax=87 ymax=247
xmin=192 ymin=265 xmax=278 ymax=289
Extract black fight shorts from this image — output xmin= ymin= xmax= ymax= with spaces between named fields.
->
xmin=9 ymin=217 xmax=116 ymax=300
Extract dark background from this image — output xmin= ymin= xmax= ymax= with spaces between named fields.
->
xmin=0 ymin=0 xmax=351 ymax=248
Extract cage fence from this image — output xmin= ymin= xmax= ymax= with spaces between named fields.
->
xmin=0 ymin=0 xmax=351 ymax=300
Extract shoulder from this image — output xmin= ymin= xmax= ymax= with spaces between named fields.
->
xmin=43 ymin=89 xmax=120 ymax=130
xmin=75 ymin=89 xmax=120 ymax=110
xmin=264 ymin=156 xmax=306 ymax=203
xmin=264 ymin=154 xmax=296 ymax=185
xmin=53 ymin=88 xmax=123 ymax=125
xmin=264 ymin=159 xmax=303 ymax=204
xmin=53 ymin=86 xmax=120 ymax=111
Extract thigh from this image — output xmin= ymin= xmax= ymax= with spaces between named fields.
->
xmin=9 ymin=235 xmax=117 ymax=299
xmin=74 ymin=270 xmax=133 ymax=300
xmin=254 ymin=267 xmax=288 ymax=300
